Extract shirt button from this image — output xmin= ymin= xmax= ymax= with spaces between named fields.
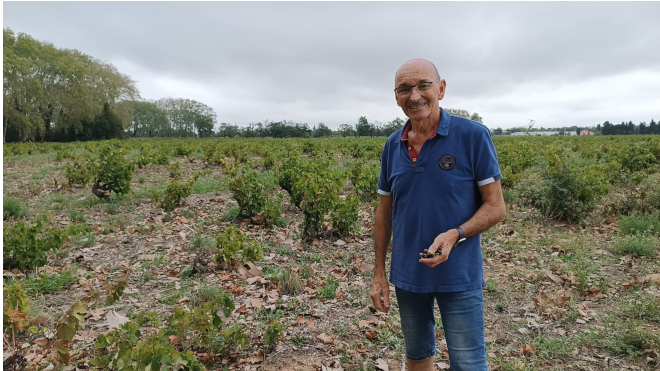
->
xmin=412 ymin=158 xmax=417 ymax=162
xmin=408 ymin=146 xmax=411 ymax=151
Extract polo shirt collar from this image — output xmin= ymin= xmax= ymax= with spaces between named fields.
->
xmin=395 ymin=107 xmax=451 ymax=143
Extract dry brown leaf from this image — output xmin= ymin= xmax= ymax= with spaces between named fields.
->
xmin=306 ymin=317 xmax=315 ymax=327
xmin=169 ymin=335 xmax=180 ymax=344
xmin=317 ymin=333 xmax=334 ymax=344
xmin=32 ymin=338 xmax=49 ymax=347
xmin=441 ymin=349 xmax=450 ymax=360
xmin=88 ymin=308 xmax=105 ymax=321
xmin=296 ymin=315 xmax=305 ymax=325
xmin=365 ymin=331 xmax=377 ymax=339
xmin=73 ymin=329 xmax=98 ymax=342
xmin=358 ymin=320 xmax=371 ymax=329
xmin=647 ymin=274 xmax=660 ymax=284
xmin=251 ymin=298 xmax=263 ymax=309
xmin=97 ymin=311 xmax=129 ymax=330
xmin=521 ymin=344 xmax=536 ymax=354
xmin=237 ymin=304 xmax=247 ymax=313
xmin=435 ymin=362 xmax=450 ymax=370
xmin=374 ymin=358 xmax=388 ymax=371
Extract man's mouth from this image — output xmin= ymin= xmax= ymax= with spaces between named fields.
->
xmin=408 ymin=102 xmax=427 ymax=110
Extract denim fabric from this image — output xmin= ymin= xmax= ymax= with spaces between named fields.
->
xmin=395 ymin=286 xmax=488 ymax=371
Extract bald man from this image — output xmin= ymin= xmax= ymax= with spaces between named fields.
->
xmin=370 ymin=59 xmax=506 ymax=371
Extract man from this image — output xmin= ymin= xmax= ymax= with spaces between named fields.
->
xmin=370 ymin=58 xmax=506 ymax=371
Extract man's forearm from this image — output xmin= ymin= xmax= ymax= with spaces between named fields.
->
xmin=460 ymin=199 xmax=506 ymax=239
xmin=374 ymin=208 xmax=392 ymax=276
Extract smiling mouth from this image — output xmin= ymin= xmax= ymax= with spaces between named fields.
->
xmin=408 ymin=102 xmax=427 ymax=109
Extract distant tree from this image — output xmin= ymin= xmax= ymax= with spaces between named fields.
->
xmin=470 ymin=112 xmax=483 ymax=123
xmin=492 ymin=127 xmax=503 ymax=135
xmin=383 ymin=117 xmax=405 ymax=137
xmin=639 ymin=122 xmax=647 ymax=135
xmin=313 ymin=123 xmax=333 ymax=138
xmin=355 ymin=116 xmax=371 ymax=137
xmin=130 ymin=101 xmax=169 ymax=137
xmin=217 ymin=123 xmax=239 ymax=138
xmin=338 ymin=124 xmax=356 ymax=137
xmin=649 ymin=119 xmax=658 ymax=135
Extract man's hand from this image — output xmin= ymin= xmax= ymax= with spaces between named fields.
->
xmin=419 ymin=229 xmax=460 ymax=268
xmin=370 ymin=274 xmax=391 ymax=313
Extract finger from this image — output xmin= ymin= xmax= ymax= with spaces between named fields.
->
xmin=371 ymin=294 xmax=385 ymax=312
xmin=383 ymin=286 xmax=391 ymax=310
xmin=427 ymin=243 xmax=441 ymax=255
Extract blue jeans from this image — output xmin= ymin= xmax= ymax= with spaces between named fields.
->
xmin=395 ymin=287 xmax=488 ymax=371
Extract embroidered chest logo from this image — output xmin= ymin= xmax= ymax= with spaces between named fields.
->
xmin=439 ymin=154 xmax=456 ymax=170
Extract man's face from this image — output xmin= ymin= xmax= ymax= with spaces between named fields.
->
xmin=394 ymin=61 xmax=445 ymax=122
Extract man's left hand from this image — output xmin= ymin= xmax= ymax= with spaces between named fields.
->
xmin=419 ymin=229 xmax=460 ymax=268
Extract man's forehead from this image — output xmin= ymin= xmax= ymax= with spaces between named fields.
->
xmin=395 ymin=60 xmax=439 ymax=84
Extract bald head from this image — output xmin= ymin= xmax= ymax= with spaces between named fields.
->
xmin=395 ymin=58 xmax=440 ymax=85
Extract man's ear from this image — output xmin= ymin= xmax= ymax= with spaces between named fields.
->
xmin=438 ymin=80 xmax=446 ymax=100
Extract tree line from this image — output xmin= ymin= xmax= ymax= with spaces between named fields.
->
xmin=491 ymin=119 xmax=659 ymax=136
xmin=3 ymin=28 xmax=486 ymax=142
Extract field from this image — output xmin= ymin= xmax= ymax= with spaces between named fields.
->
xmin=3 ymin=135 xmax=660 ymax=371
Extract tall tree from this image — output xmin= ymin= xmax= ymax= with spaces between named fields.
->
xmin=382 ymin=117 xmax=405 ymax=136
xmin=130 ymin=101 xmax=169 ymax=137
xmin=355 ymin=116 xmax=370 ymax=137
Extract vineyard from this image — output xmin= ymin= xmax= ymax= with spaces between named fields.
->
xmin=3 ymin=135 xmax=660 ymax=371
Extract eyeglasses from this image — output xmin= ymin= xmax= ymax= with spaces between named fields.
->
xmin=394 ymin=79 xmax=441 ymax=95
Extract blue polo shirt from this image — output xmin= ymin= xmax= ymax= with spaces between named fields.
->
xmin=377 ymin=108 xmax=502 ymax=293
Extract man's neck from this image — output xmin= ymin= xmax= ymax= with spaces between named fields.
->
xmin=409 ymin=109 xmax=441 ymax=138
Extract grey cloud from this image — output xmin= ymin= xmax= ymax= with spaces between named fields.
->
xmin=4 ymin=2 xmax=660 ymax=129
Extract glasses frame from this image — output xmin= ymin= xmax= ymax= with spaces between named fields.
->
xmin=394 ymin=79 xmax=441 ymax=95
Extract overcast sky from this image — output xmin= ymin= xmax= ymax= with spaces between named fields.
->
xmin=4 ymin=2 xmax=660 ymax=130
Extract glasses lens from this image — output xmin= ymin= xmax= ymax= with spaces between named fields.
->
xmin=417 ymin=83 xmax=431 ymax=90
xmin=397 ymin=86 xmax=412 ymax=95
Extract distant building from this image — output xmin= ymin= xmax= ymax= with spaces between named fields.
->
xmin=510 ymin=131 xmax=559 ymax=136
xmin=565 ymin=131 xmax=578 ymax=136
xmin=580 ymin=130 xmax=594 ymax=136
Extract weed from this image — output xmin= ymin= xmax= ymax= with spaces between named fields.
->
xmin=137 ymin=176 xmax=146 ymax=184
xmin=620 ymin=291 xmax=660 ymax=322
xmin=300 ymin=264 xmax=312 ymax=279
xmin=619 ymin=210 xmax=660 ymax=236
xmin=263 ymin=321 xmax=284 ymax=346
xmin=68 ymin=207 xmax=86 ymax=223
xmin=220 ymin=206 xmax=239 ymax=222
xmin=612 ymin=234 xmax=658 ymax=256
xmin=3 ymin=197 xmax=25 ymax=220
xmin=502 ymin=189 xmax=517 ymax=205
xmin=317 ymin=277 xmax=339 ymax=299
xmin=276 ymin=269 xmax=303 ymax=296
xmin=21 ymin=265 xmax=78 ymax=295
xmin=276 ymin=246 xmax=292 ymax=255
xmin=485 ymin=278 xmax=497 ymax=292
xmin=104 ymin=202 xmax=118 ymax=214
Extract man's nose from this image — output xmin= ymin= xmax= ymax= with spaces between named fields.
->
xmin=409 ymin=87 xmax=422 ymax=101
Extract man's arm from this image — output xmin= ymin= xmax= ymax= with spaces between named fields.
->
xmin=370 ymin=194 xmax=393 ymax=312
xmin=421 ymin=180 xmax=506 ymax=267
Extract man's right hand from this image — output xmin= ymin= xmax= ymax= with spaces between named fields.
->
xmin=370 ymin=274 xmax=391 ymax=313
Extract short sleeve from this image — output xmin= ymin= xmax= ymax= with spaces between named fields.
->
xmin=377 ymin=140 xmax=392 ymax=196
xmin=473 ymin=127 xmax=502 ymax=186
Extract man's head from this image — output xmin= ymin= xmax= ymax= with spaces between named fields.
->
xmin=394 ymin=58 xmax=446 ymax=123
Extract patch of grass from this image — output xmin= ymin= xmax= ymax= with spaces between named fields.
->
xmin=309 ymin=253 xmax=324 ymax=262
xmin=274 ymin=217 xmax=288 ymax=228
xmin=275 ymin=246 xmax=291 ymax=255
xmin=193 ymin=175 xmax=220 ymax=194
xmin=317 ymin=277 xmax=339 ymax=299
xmin=191 ymin=235 xmax=215 ymax=250
xmin=594 ymin=319 xmax=660 ymax=357
xmin=619 ymin=210 xmax=660 ymax=236
xmin=532 ymin=333 xmax=573 ymax=360
xmin=20 ymin=266 xmax=79 ymax=295
xmin=219 ymin=206 xmax=239 ymax=222
xmin=105 ymin=202 xmax=119 ymax=214
xmin=299 ymin=264 xmax=312 ymax=279
xmin=68 ymin=207 xmax=86 ymax=223
xmin=376 ymin=328 xmax=403 ymax=350
xmin=137 ymin=176 xmax=146 ymax=184
xmin=502 ymin=189 xmax=517 ymax=205
xmin=485 ymin=278 xmax=497 ymax=292
xmin=3 ymin=197 xmax=25 ymax=220
xmin=191 ymin=285 xmax=225 ymax=307
xmin=620 ymin=291 xmax=660 ymax=322
xmin=612 ymin=234 xmax=658 ymax=256
xmin=275 ymin=269 xmax=302 ymax=296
